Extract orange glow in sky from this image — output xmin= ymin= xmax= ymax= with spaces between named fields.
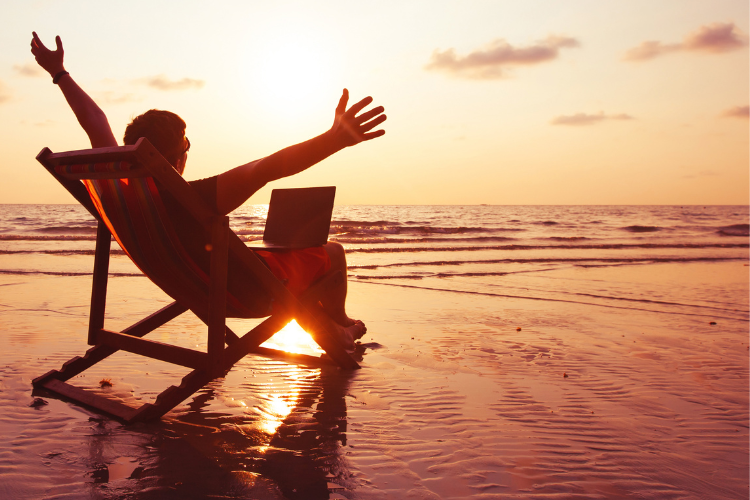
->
xmin=0 ymin=0 xmax=747 ymax=205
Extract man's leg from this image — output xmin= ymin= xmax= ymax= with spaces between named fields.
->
xmin=320 ymin=242 xmax=366 ymax=338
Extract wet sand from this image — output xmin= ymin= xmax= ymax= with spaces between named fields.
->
xmin=0 ymin=262 xmax=748 ymax=499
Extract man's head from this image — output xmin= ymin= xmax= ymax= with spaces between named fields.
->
xmin=123 ymin=109 xmax=189 ymax=174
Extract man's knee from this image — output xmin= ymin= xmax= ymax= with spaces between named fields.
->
xmin=324 ymin=241 xmax=346 ymax=261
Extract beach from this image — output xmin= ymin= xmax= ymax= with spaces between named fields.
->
xmin=0 ymin=204 xmax=748 ymax=499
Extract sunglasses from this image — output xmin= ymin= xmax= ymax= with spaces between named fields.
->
xmin=183 ymin=137 xmax=191 ymax=154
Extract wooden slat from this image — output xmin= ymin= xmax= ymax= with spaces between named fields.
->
xmin=36 ymin=148 xmax=101 ymax=221
xmin=32 ymin=346 xmax=116 ymax=386
xmin=248 ymin=346 xmax=334 ymax=368
xmin=53 ymin=170 xmax=146 ymax=180
xmin=207 ymin=216 xmax=229 ymax=372
xmin=122 ymin=301 xmax=189 ymax=337
xmin=98 ymin=330 xmax=207 ymax=369
xmin=40 ymin=142 xmax=140 ymax=166
xmin=220 ymin=315 xmax=290 ymax=370
xmin=42 ymin=379 xmax=139 ymax=422
xmin=88 ymin=221 xmax=111 ymax=345
xmin=133 ymin=139 xmax=217 ymax=225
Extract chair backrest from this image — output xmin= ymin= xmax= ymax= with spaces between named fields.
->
xmin=37 ymin=138 xmax=267 ymax=319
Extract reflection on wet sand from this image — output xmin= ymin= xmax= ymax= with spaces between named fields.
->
xmin=81 ymin=325 xmax=362 ymax=499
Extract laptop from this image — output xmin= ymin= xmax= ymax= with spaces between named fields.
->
xmin=246 ymin=186 xmax=336 ymax=250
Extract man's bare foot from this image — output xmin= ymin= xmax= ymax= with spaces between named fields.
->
xmin=330 ymin=312 xmax=367 ymax=336
xmin=351 ymin=320 xmax=367 ymax=340
xmin=333 ymin=321 xmax=367 ymax=351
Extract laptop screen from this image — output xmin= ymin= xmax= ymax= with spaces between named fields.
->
xmin=261 ymin=186 xmax=336 ymax=248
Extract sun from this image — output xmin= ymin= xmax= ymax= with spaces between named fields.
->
xmin=260 ymin=319 xmax=324 ymax=355
xmin=246 ymin=33 xmax=341 ymax=120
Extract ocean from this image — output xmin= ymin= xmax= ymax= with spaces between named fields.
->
xmin=1 ymin=203 xmax=748 ymax=320
xmin=1 ymin=203 xmax=748 ymax=499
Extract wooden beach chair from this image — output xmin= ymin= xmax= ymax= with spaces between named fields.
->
xmin=32 ymin=138 xmax=359 ymax=423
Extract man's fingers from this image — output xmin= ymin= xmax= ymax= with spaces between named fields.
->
xmin=335 ymin=88 xmax=349 ymax=115
xmin=359 ymin=114 xmax=387 ymax=133
xmin=32 ymin=32 xmax=47 ymax=51
xmin=55 ymin=36 xmax=63 ymax=52
xmin=344 ymin=96 xmax=374 ymax=118
xmin=355 ymin=106 xmax=385 ymax=125
xmin=362 ymin=129 xmax=386 ymax=141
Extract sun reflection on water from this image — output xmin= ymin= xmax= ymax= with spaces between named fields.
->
xmin=215 ymin=320 xmax=327 ymax=444
xmin=254 ymin=366 xmax=320 ymax=440
xmin=259 ymin=390 xmax=298 ymax=435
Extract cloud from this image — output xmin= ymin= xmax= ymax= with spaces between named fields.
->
xmin=721 ymin=105 xmax=749 ymax=119
xmin=135 ymin=74 xmax=205 ymax=91
xmin=624 ymin=23 xmax=748 ymax=61
xmin=551 ymin=112 xmax=634 ymax=126
xmin=425 ymin=35 xmax=579 ymax=79
xmin=0 ymin=80 xmax=11 ymax=104
xmin=13 ymin=62 xmax=44 ymax=77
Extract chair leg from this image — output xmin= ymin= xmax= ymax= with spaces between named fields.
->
xmin=221 ymin=315 xmax=290 ymax=369
xmin=88 ymin=221 xmax=111 ymax=345
xmin=207 ymin=216 xmax=229 ymax=375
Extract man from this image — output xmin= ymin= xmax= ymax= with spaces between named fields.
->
xmin=31 ymin=32 xmax=386 ymax=348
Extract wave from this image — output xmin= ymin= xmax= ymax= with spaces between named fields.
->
xmin=0 ymin=235 xmax=98 ymax=241
xmin=330 ymin=225 xmax=525 ymax=236
xmin=345 ymin=243 xmax=749 ymax=253
xmin=350 ymin=257 xmax=746 ymax=277
xmin=231 ymin=215 xmax=265 ymax=222
xmin=718 ymin=224 xmax=749 ymax=237
xmin=35 ymin=225 xmax=97 ymax=233
xmin=622 ymin=225 xmax=660 ymax=233
xmin=348 ymin=256 xmax=744 ymax=270
xmin=0 ymin=269 xmax=141 ymax=277
xmin=0 ymin=249 xmax=126 ymax=256
xmin=332 ymin=219 xmax=402 ymax=226
xmin=329 ymin=235 xmax=517 ymax=244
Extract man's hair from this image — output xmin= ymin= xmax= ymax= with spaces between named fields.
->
xmin=123 ymin=110 xmax=186 ymax=172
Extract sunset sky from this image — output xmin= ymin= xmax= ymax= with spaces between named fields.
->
xmin=1 ymin=0 xmax=747 ymax=205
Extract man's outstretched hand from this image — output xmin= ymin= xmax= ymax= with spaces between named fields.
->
xmin=30 ymin=32 xmax=65 ymax=77
xmin=330 ymin=89 xmax=386 ymax=149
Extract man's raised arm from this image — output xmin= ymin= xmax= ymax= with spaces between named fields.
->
xmin=31 ymin=32 xmax=117 ymax=149
xmin=214 ymin=89 xmax=386 ymax=215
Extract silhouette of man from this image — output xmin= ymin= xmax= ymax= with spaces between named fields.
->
xmin=31 ymin=32 xmax=386 ymax=348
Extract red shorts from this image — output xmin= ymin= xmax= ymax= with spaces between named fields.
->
xmin=256 ymin=247 xmax=331 ymax=296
